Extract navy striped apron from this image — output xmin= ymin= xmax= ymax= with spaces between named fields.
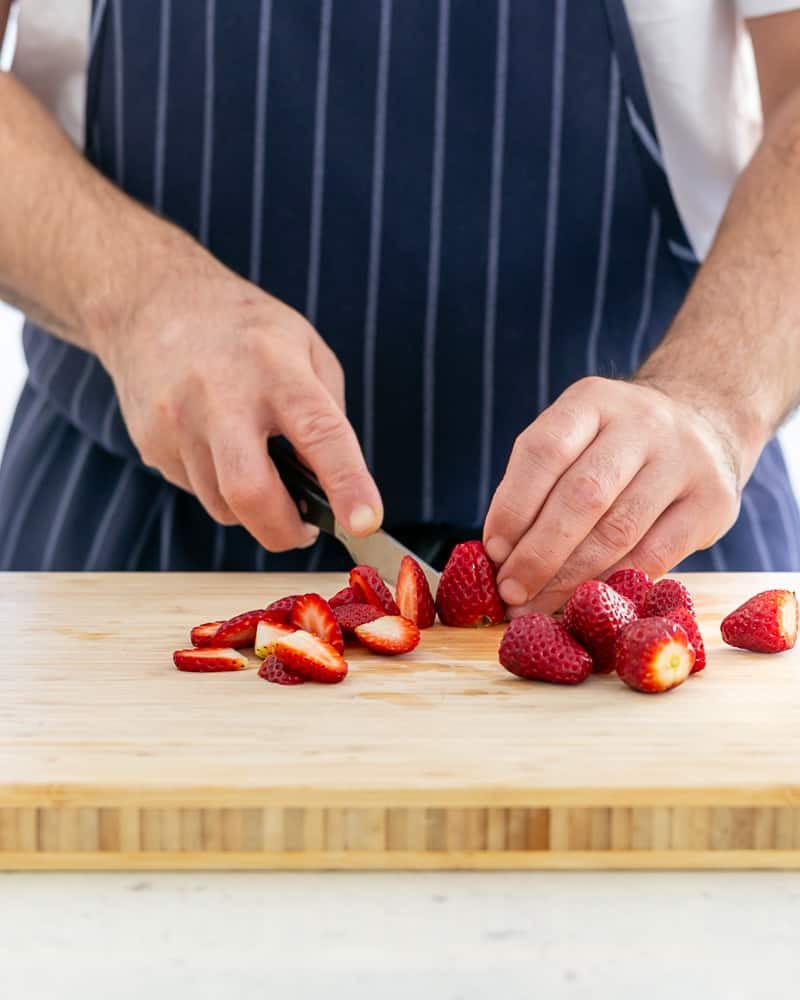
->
xmin=1 ymin=0 xmax=798 ymax=572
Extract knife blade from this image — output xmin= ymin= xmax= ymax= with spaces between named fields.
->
xmin=268 ymin=438 xmax=440 ymax=591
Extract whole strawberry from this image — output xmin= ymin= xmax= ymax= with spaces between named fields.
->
xmin=562 ymin=580 xmax=637 ymax=673
xmin=721 ymin=589 xmax=798 ymax=653
xmin=615 ymin=618 xmax=695 ymax=693
xmin=499 ymin=614 xmax=593 ymax=685
xmin=644 ymin=578 xmax=694 ymax=617
xmin=605 ymin=568 xmax=652 ymax=617
xmin=436 ymin=541 xmax=505 ymax=627
xmin=666 ymin=606 xmax=706 ymax=673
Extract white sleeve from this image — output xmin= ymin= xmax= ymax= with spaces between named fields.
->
xmin=737 ymin=0 xmax=800 ymax=17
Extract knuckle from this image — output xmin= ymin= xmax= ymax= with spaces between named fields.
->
xmin=291 ymin=405 xmax=346 ymax=452
xmin=593 ymin=500 xmax=643 ymax=553
xmin=221 ymin=479 xmax=262 ymax=515
xmin=638 ymin=529 xmax=688 ymax=577
xmin=566 ymin=471 xmax=609 ymax=517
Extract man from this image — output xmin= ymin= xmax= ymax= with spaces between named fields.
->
xmin=0 ymin=0 xmax=798 ymax=615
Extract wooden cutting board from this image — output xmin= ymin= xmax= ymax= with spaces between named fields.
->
xmin=1 ymin=571 xmax=799 ymax=870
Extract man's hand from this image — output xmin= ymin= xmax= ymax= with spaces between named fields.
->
xmin=483 ymin=376 xmax=743 ymax=616
xmin=96 ymin=248 xmax=383 ymax=552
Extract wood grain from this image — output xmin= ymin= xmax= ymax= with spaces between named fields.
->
xmin=1 ymin=571 xmax=799 ymax=869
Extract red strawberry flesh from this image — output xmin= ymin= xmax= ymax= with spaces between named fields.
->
xmin=190 ymin=621 xmax=225 ymax=648
xmin=213 ymin=609 xmax=269 ymax=649
xmin=290 ymin=593 xmax=344 ymax=653
xmin=173 ymin=647 xmax=249 ymax=673
xmin=499 ymin=614 xmax=593 ymax=685
xmin=644 ymin=578 xmax=694 ymax=618
xmin=435 ymin=541 xmax=504 ymax=627
xmin=353 ymin=615 xmax=420 ymax=655
xmin=615 ymin=618 xmax=694 ymax=693
xmin=273 ymin=631 xmax=348 ymax=684
xmin=395 ymin=555 xmax=436 ymax=628
xmin=263 ymin=595 xmax=301 ymax=624
xmin=349 ymin=565 xmax=400 ymax=615
xmin=562 ymin=580 xmax=637 ymax=673
xmin=333 ymin=603 xmax=383 ymax=636
xmin=721 ymin=589 xmax=798 ymax=653
xmin=329 ymin=586 xmax=358 ymax=609
xmin=258 ymin=655 xmax=306 ymax=686
xmin=605 ymin=568 xmax=652 ymax=617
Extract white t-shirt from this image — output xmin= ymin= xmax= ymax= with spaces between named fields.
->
xmin=5 ymin=0 xmax=800 ymax=259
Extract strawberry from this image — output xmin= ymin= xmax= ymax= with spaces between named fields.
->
xmin=349 ymin=565 xmax=400 ymax=615
xmin=721 ymin=589 xmax=798 ymax=654
xmin=562 ymin=580 xmax=637 ymax=673
xmin=254 ymin=616 xmax=297 ymax=659
xmin=499 ymin=614 xmax=593 ymax=685
xmin=173 ymin=647 xmax=248 ymax=673
xmin=435 ymin=541 xmax=504 ymax=627
xmin=333 ymin=603 xmax=383 ymax=636
xmin=273 ymin=631 xmax=348 ymax=684
xmin=666 ymin=606 xmax=706 ymax=674
xmin=213 ymin=609 xmax=269 ymax=649
xmin=290 ymin=593 xmax=344 ymax=653
xmin=644 ymin=578 xmax=694 ymax=618
xmin=395 ymin=555 xmax=436 ymax=628
xmin=329 ymin=586 xmax=358 ymax=609
xmin=258 ymin=654 xmax=306 ymax=686
xmin=605 ymin=568 xmax=652 ymax=617
xmin=615 ymin=618 xmax=695 ymax=693
xmin=353 ymin=615 xmax=420 ymax=655
xmin=190 ymin=620 xmax=225 ymax=648
xmin=264 ymin=595 xmax=301 ymax=624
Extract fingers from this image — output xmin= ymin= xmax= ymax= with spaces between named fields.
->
xmin=496 ymin=425 xmax=647 ymax=607
xmin=276 ymin=370 xmax=383 ymax=536
xmin=180 ymin=439 xmax=239 ymax=526
xmin=483 ymin=393 xmax=602 ymax=565
xmin=310 ymin=338 xmax=346 ymax=413
xmin=210 ymin=419 xmax=319 ymax=552
xmin=602 ymin=500 xmax=697 ymax=581
xmin=508 ymin=463 xmax=678 ymax=616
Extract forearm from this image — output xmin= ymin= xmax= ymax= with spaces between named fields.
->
xmin=635 ymin=85 xmax=800 ymax=484
xmin=0 ymin=71 xmax=205 ymax=358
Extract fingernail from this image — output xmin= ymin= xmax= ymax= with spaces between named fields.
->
xmin=299 ymin=526 xmax=320 ymax=549
xmin=499 ymin=578 xmax=528 ymax=605
xmin=348 ymin=503 xmax=380 ymax=535
xmin=485 ymin=536 xmax=511 ymax=564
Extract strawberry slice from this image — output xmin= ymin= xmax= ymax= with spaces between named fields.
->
xmin=349 ymin=565 xmax=400 ymax=615
xmin=212 ymin=609 xmax=268 ymax=649
xmin=190 ymin=620 xmax=225 ymax=648
xmin=273 ymin=631 xmax=348 ymax=684
xmin=333 ymin=603 xmax=383 ymax=636
xmin=354 ymin=615 xmax=420 ymax=655
xmin=263 ymin=595 xmax=301 ymax=624
xmin=173 ymin=647 xmax=248 ymax=673
xmin=721 ymin=589 xmax=798 ymax=653
xmin=258 ymin=654 xmax=306 ymax=686
xmin=254 ymin=616 xmax=297 ymax=658
xmin=395 ymin=555 xmax=436 ymax=628
xmin=329 ymin=586 xmax=358 ymax=609
xmin=290 ymin=593 xmax=344 ymax=653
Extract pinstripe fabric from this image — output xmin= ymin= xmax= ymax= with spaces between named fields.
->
xmin=1 ymin=0 xmax=798 ymax=574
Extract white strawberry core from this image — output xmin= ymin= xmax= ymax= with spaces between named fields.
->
xmin=781 ymin=597 xmax=798 ymax=641
xmin=254 ymin=620 xmax=295 ymax=659
xmin=657 ymin=640 xmax=692 ymax=687
xmin=277 ymin=628 xmax=340 ymax=666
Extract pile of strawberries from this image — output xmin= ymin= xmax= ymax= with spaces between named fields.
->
xmin=500 ymin=569 xmax=799 ymax=694
xmin=173 ymin=538 xmax=798 ymax=696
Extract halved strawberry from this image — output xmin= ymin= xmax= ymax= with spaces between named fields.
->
xmin=212 ymin=609 xmax=267 ymax=649
xmin=263 ymin=595 xmax=301 ymax=624
xmin=173 ymin=647 xmax=248 ymax=673
xmin=333 ymin=603 xmax=383 ymax=636
xmin=273 ymin=631 xmax=348 ymax=683
xmin=329 ymin=586 xmax=358 ymax=609
xmin=354 ymin=615 xmax=420 ymax=655
xmin=254 ymin=616 xmax=297 ymax=659
xmin=190 ymin=620 xmax=225 ymax=648
xmin=258 ymin=654 xmax=306 ymax=686
xmin=395 ymin=555 xmax=436 ymax=628
xmin=349 ymin=565 xmax=400 ymax=615
xmin=290 ymin=593 xmax=344 ymax=653
xmin=615 ymin=618 xmax=694 ymax=693
xmin=721 ymin=589 xmax=798 ymax=653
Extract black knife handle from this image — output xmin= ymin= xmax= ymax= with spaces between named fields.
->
xmin=268 ymin=438 xmax=336 ymax=536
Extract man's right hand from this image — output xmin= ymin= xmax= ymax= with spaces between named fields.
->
xmin=95 ymin=247 xmax=383 ymax=552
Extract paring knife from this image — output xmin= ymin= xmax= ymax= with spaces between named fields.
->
xmin=268 ymin=439 xmax=440 ymax=592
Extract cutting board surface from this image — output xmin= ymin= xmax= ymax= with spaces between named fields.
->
xmin=1 ymin=572 xmax=799 ymax=869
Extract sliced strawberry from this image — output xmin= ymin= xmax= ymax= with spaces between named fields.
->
xmin=212 ymin=609 xmax=267 ymax=649
xmin=666 ymin=607 xmax=706 ymax=674
xmin=333 ymin=603 xmax=383 ymax=636
xmin=190 ymin=620 xmax=225 ymax=648
xmin=254 ymin=616 xmax=297 ymax=659
xmin=273 ymin=631 xmax=348 ymax=684
xmin=173 ymin=647 xmax=248 ymax=673
xmin=721 ymin=589 xmax=798 ymax=653
xmin=329 ymin=586 xmax=358 ymax=609
xmin=435 ymin=541 xmax=504 ymax=627
xmin=349 ymin=565 xmax=400 ymax=615
xmin=395 ymin=555 xmax=436 ymax=628
xmin=290 ymin=593 xmax=344 ymax=653
xmin=258 ymin=654 xmax=306 ymax=686
xmin=263 ymin=595 xmax=301 ymax=624
xmin=354 ymin=615 xmax=420 ymax=655
xmin=615 ymin=618 xmax=694 ymax=693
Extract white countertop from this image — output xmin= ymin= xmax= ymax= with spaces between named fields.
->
xmin=2 ymin=870 xmax=798 ymax=998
